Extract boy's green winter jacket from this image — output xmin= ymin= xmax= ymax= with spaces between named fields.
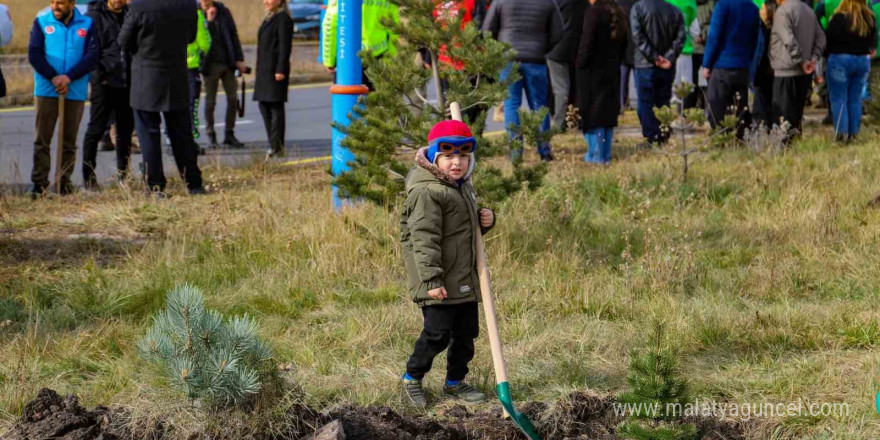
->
xmin=400 ymin=149 xmax=493 ymax=307
xmin=187 ymin=10 xmax=211 ymax=70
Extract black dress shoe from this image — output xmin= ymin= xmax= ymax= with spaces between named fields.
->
xmin=188 ymin=186 xmax=208 ymax=196
xmin=144 ymin=189 xmax=170 ymax=199
xmin=83 ymin=179 xmax=101 ymax=192
xmin=223 ymin=133 xmax=245 ymax=149
xmin=207 ymin=133 xmax=220 ymax=149
xmin=27 ymin=184 xmax=44 ymax=200
xmin=59 ymin=180 xmax=76 ymax=196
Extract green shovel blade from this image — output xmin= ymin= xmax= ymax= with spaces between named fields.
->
xmin=496 ymin=382 xmax=542 ymax=440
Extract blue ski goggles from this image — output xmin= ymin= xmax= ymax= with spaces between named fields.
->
xmin=429 ymin=137 xmax=477 ymax=155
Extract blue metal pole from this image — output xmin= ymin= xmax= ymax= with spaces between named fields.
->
xmin=330 ymin=0 xmax=366 ymax=208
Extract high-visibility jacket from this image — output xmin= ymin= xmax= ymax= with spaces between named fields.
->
xmin=321 ymin=0 xmax=400 ymax=69
xmin=667 ymin=0 xmax=698 ymax=55
xmin=29 ymin=8 xmax=98 ymax=101
xmin=187 ymin=9 xmax=211 ymax=69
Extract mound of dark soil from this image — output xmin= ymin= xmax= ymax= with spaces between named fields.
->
xmin=0 ymin=388 xmax=134 ymax=440
xmin=1 ymin=389 xmax=748 ymax=440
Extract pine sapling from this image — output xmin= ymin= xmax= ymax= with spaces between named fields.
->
xmin=652 ymin=82 xmax=736 ymax=184
xmin=332 ymin=0 xmax=548 ymax=207
xmin=616 ymin=320 xmax=697 ymax=440
xmin=138 ymin=285 xmax=275 ymax=407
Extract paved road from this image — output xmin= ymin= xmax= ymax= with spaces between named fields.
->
xmin=0 ymin=82 xmax=507 ymax=191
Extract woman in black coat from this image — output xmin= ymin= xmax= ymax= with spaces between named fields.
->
xmin=255 ymin=0 xmax=294 ymax=158
xmin=751 ymin=0 xmax=776 ymax=130
xmin=576 ymin=0 xmax=628 ymax=164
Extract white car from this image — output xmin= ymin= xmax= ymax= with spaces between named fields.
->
xmin=0 ymin=4 xmax=12 ymax=48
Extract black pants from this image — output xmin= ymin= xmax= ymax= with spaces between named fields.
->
xmin=82 ymin=84 xmax=134 ymax=184
xmin=707 ymin=68 xmax=751 ymax=138
xmin=203 ymin=63 xmax=238 ymax=138
xmin=133 ymin=109 xmax=202 ymax=192
xmin=406 ymin=303 xmax=479 ymax=382
xmin=752 ymin=79 xmax=774 ymax=129
xmin=0 ymin=65 xmax=6 ymax=98
xmin=772 ymin=74 xmax=812 ymax=141
xmin=620 ymin=65 xmax=632 ymax=110
xmin=683 ymin=53 xmax=704 ymax=109
xmin=258 ymin=102 xmax=285 ymax=153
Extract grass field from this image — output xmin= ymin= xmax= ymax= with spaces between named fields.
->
xmin=2 ymin=122 xmax=880 ymax=439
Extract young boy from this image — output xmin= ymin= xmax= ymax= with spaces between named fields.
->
xmin=400 ymin=120 xmax=496 ymax=408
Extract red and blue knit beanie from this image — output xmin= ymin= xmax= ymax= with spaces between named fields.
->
xmin=426 ymin=120 xmax=477 ymax=164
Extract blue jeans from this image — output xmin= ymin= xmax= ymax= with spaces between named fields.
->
xmin=501 ymin=63 xmax=552 ymax=158
xmin=827 ymin=53 xmax=870 ymax=137
xmin=634 ymin=67 xmax=675 ymax=143
xmin=584 ymin=127 xmax=614 ymax=164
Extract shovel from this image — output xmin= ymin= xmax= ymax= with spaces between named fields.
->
xmin=54 ymin=93 xmax=66 ymax=194
xmin=449 ymin=102 xmax=542 ymax=440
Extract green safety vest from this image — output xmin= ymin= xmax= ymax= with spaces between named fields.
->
xmin=667 ymin=0 xmax=698 ymax=55
xmin=187 ymin=10 xmax=211 ymax=70
xmin=321 ymin=0 xmax=400 ymax=69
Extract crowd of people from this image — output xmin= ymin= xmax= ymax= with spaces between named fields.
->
xmin=15 ymin=0 xmax=880 ymax=196
xmin=23 ymin=0 xmax=293 ymax=197
xmin=479 ymin=0 xmax=877 ymax=164
xmin=389 ymin=0 xmax=878 ymax=167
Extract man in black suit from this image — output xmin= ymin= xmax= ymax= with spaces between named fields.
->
xmin=119 ymin=0 xmax=205 ymax=196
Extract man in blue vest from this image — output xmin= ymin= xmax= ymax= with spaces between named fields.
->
xmin=28 ymin=0 xmax=99 ymax=197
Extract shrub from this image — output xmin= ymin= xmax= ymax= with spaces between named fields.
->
xmin=138 ymin=285 xmax=275 ymax=407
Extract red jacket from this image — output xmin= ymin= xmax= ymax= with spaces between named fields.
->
xmin=433 ymin=0 xmax=485 ymax=70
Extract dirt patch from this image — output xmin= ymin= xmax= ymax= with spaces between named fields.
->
xmin=2 ymin=389 xmax=755 ymax=440
xmin=0 ymin=388 xmax=138 ymax=440
xmin=0 ymin=235 xmax=144 ymax=270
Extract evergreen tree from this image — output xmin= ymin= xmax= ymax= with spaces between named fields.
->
xmin=332 ymin=0 xmax=550 ymax=207
xmin=617 ymin=320 xmax=697 ymax=440
xmin=138 ymin=285 xmax=275 ymax=407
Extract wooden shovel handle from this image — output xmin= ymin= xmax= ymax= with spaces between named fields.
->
xmin=450 ymin=102 xmax=463 ymax=122
xmin=449 ymin=101 xmax=510 ymax=385
xmin=475 ymin=228 xmax=509 ymax=384
xmin=55 ymin=94 xmax=66 ymax=194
